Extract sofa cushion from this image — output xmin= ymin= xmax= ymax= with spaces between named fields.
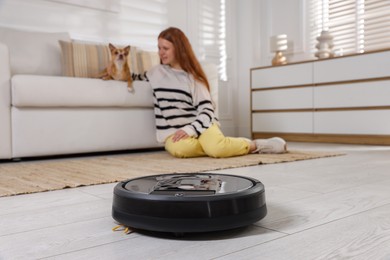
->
xmin=0 ymin=26 xmax=70 ymax=76
xmin=11 ymin=75 xmax=153 ymax=108
xmin=59 ymin=40 xmax=159 ymax=79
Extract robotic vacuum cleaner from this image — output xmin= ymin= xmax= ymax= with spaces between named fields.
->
xmin=112 ymin=173 xmax=267 ymax=233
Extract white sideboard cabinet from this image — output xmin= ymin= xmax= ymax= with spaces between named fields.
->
xmin=251 ymin=49 xmax=390 ymax=145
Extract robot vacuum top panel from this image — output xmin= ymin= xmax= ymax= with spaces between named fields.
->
xmin=123 ymin=173 xmax=255 ymax=197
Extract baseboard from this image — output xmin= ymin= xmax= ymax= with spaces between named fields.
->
xmin=252 ymin=132 xmax=390 ymax=145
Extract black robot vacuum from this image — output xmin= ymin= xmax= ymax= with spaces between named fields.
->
xmin=112 ymin=173 xmax=267 ymax=233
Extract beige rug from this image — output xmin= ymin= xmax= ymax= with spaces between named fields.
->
xmin=0 ymin=150 xmax=343 ymax=197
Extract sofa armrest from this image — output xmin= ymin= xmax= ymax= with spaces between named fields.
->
xmin=0 ymin=42 xmax=12 ymax=158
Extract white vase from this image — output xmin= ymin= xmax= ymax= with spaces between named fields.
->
xmin=315 ymin=30 xmax=335 ymax=59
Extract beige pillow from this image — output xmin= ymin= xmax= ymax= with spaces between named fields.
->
xmin=59 ymin=40 xmax=159 ymax=80
xmin=138 ymin=50 xmax=160 ymax=73
xmin=59 ymin=40 xmax=111 ymax=78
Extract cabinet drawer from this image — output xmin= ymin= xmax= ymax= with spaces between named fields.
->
xmin=252 ymin=112 xmax=313 ymax=133
xmin=252 ymin=87 xmax=313 ymax=110
xmin=251 ymin=63 xmax=312 ymax=89
xmin=314 ymin=80 xmax=390 ymax=108
xmin=314 ymin=51 xmax=390 ymax=84
xmin=314 ymin=110 xmax=390 ymax=135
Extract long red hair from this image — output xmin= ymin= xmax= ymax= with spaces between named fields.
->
xmin=158 ymin=27 xmax=210 ymax=91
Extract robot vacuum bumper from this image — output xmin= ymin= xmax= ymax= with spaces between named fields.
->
xmin=112 ymin=173 xmax=267 ymax=233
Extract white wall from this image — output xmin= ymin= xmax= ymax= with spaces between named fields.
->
xmin=236 ymin=0 xmax=311 ymax=137
xmin=0 ymin=0 xmax=168 ymax=50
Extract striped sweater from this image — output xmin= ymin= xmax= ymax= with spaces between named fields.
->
xmin=146 ymin=64 xmax=218 ymax=143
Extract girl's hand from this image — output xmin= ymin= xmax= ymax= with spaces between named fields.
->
xmin=172 ymin=129 xmax=189 ymax=142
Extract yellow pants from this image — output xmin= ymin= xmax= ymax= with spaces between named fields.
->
xmin=165 ymin=124 xmax=250 ymax=158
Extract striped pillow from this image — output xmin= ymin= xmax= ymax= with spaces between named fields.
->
xmin=59 ymin=40 xmax=159 ymax=80
xmin=129 ymin=47 xmax=160 ymax=80
xmin=138 ymin=50 xmax=160 ymax=76
xmin=59 ymin=40 xmax=111 ymax=78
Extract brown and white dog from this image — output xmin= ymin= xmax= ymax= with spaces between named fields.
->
xmin=98 ymin=43 xmax=133 ymax=92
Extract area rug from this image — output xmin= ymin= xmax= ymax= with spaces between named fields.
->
xmin=0 ymin=150 xmax=343 ymax=197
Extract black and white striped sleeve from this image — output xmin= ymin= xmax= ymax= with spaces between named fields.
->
xmin=184 ymin=80 xmax=216 ymax=137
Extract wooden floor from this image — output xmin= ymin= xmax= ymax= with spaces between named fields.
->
xmin=1 ymin=142 xmax=390 ymax=259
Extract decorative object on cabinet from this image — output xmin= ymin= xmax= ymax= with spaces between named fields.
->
xmin=270 ymin=34 xmax=288 ymax=66
xmin=315 ymin=30 xmax=335 ymax=59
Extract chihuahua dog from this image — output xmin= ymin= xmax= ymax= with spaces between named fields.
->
xmin=99 ymin=43 xmax=133 ymax=92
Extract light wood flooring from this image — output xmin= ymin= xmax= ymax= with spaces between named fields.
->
xmin=1 ymin=142 xmax=390 ymax=259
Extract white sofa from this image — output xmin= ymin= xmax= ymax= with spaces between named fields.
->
xmin=0 ymin=27 xmax=218 ymax=159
